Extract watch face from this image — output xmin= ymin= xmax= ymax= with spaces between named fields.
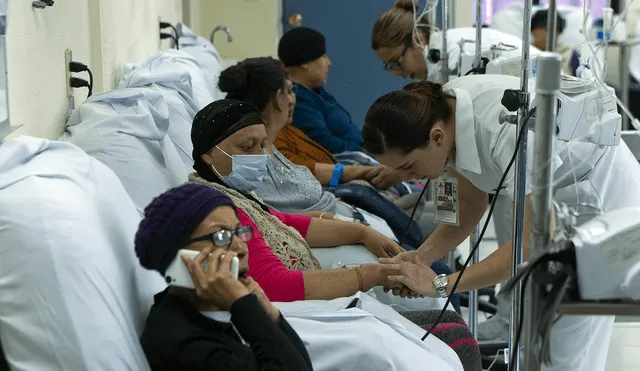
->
xmin=434 ymin=275 xmax=448 ymax=287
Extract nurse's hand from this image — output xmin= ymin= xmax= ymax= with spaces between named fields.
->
xmin=385 ymin=250 xmax=434 ymax=267
xmin=379 ymin=255 xmax=439 ymax=298
xmin=366 ymin=166 xmax=403 ymax=190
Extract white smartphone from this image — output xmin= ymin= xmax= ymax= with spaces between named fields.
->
xmin=164 ymin=249 xmax=239 ymax=289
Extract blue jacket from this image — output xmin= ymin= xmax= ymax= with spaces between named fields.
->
xmin=292 ymin=83 xmax=363 ymax=154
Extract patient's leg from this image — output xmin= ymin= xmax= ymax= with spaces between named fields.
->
xmin=400 ymin=310 xmax=482 ymax=371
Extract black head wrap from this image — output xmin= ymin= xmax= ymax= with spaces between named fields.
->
xmin=191 ymin=99 xmax=263 ymax=182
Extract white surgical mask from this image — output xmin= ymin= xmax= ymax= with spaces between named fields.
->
xmin=211 ymin=146 xmax=267 ymax=193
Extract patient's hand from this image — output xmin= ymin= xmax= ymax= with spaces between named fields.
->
xmin=379 ymin=255 xmax=439 ymax=298
xmin=241 ymin=277 xmax=281 ymax=325
xmin=365 ymin=166 xmax=403 ymax=190
xmin=360 ymin=228 xmax=405 ymax=258
xmin=380 ymin=265 xmax=424 ymax=299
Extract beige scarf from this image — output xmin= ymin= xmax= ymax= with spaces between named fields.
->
xmin=189 ymin=174 xmax=321 ymax=270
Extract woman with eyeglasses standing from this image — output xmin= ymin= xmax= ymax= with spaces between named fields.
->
xmin=371 ymin=0 xmax=534 ymax=82
xmin=134 ymin=183 xmax=313 ymax=371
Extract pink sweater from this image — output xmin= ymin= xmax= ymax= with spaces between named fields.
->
xmin=238 ymin=208 xmax=312 ymax=302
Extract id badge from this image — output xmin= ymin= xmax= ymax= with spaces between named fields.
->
xmin=434 ymin=175 xmax=460 ymax=226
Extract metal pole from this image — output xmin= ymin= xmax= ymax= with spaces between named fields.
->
xmin=441 ymin=0 xmax=449 ymax=83
xmin=620 ymin=44 xmax=630 ymax=129
xmin=467 ymin=225 xmax=480 ymax=338
xmin=474 ymin=0 xmax=483 ymax=69
xmin=508 ymin=0 xmax=533 ymax=369
xmin=546 ymin=0 xmax=557 ymax=52
xmin=523 ymin=52 xmax=562 ymax=371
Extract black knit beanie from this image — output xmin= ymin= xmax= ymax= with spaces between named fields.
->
xmin=278 ymin=27 xmax=326 ymax=67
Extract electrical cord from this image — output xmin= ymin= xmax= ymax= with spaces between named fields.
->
xmin=160 ymin=22 xmax=180 ymax=49
xmin=159 ymin=21 xmax=179 ymax=43
xmin=421 ymin=106 xmax=537 ymax=342
xmin=499 ymin=246 xmax=575 ymax=368
xmin=69 ymin=61 xmax=93 ymax=97
xmin=399 ymin=179 xmax=430 ymax=246
xmin=160 ymin=32 xmax=180 ymax=50
xmin=70 ymin=77 xmax=91 ymax=98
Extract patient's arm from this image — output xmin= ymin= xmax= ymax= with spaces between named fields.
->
xmin=302 ymin=265 xmax=388 ymax=300
xmin=313 ymin=163 xmax=374 ymax=185
xmin=297 ymin=210 xmax=335 ymax=219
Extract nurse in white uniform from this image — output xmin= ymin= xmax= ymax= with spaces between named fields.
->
xmin=373 ymin=1 xmax=518 ymax=339
xmin=372 ymin=0 xmax=527 ymax=249
xmin=361 ymin=74 xmax=640 ymax=371
xmin=372 ymin=0 xmax=539 ymax=82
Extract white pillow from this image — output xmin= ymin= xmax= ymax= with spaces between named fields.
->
xmin=60 ymin=88 xmax=189 ymax=212
xmin=119 ymin=53 xmax=199 ymax=169
xmin=159 ymin=50 xmax=219 ymax=109
xmin=0 ymin=136 xmax=166 ymax=370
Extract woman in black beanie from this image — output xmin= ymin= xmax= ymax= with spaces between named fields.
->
xmin=278 ymin=27 xmax=364 ymax=155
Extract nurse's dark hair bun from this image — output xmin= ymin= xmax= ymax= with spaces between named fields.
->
xmin=363 ymin=80 xmax=453 ymax=156
xmin=403 ymin=81 xmax=445 ymax=100
xmin=218 ymin=65 xmax=248 ymax=95
xmin=394 ymin=0 xmax=416 ymax=12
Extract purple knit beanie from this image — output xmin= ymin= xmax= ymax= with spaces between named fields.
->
xmin=134 ymin=183 xmax=237 ymax=275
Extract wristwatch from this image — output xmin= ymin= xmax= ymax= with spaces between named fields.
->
xmin=433 ymin=274 xmax=449 ymax=298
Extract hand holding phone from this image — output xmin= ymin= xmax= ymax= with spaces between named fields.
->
xmin=165 ymin=249 xmax=239 ymax=289
xmin=167 ymin=248 xmax=248 ymax=310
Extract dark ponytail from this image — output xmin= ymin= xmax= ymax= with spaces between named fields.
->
xmin=363 ymin=81 xmax=452 ymax=155
xmin=218 ymin=57 xmax=287 ymax=113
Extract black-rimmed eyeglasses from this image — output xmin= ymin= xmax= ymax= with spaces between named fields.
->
xmin=187 ymin=226 xmax=253 ymax=248
xmin=383 ymin=43 xmax=410 ymax=71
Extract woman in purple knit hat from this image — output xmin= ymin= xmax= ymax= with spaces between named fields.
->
xmin=133 ymin=183 xmax=313 ymax=371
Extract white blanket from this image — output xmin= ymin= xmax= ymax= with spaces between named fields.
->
xmin=275 ymin=293 xmax=463 ymax=371
xmin=311 ymin=245 xmax=448 ymax=311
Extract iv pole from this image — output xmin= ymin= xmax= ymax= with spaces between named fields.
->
xmin=509 ymin=0 xmax=534 ymax=368
xmin=440 ymin=0 xmax=449 ymax=83
xmin=466 ymin=0 xmax=484 ymax=339
xmin=523 ymin=52 xmax=562 ymax=371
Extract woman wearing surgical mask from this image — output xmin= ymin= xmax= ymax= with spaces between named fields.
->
xmin=363 ymin=76 xmax=640 ymax=371
xmin=372 ymin=0 xmax=536 ymax=82
xmin=189 ymin=99 xmax=413 ymax=303
xmin=188 ymin=99 xmax=484 ymax=370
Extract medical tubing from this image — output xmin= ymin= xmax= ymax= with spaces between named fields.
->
xmin=421 ymin=108 xmax=537 ymax=342
xmin=586 ymin=40 xmax=640 ymax=130
xmin=399 ymin=179 xmax=430 ymax=246
xmin=499 ymin=249 xmax=572 ymax=366
xmin=578 ymin=0 xmax=639 ymax=130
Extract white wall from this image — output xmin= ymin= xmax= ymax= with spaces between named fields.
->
xmin=6 ymin=0 xmax=182 ymax=140
xmin=6 ymin=0 xmax=92 ymax=140
xmin=195 ymin=0 xmax=281 ymax=60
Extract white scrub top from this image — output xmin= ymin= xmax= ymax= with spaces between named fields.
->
xmin=442 ymin=74 xmax=562 ymax=198
xmin=425 ymin=28 xmax=540 ymax=82
xmin=443 ymin=74 xmax=640 ymax=371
